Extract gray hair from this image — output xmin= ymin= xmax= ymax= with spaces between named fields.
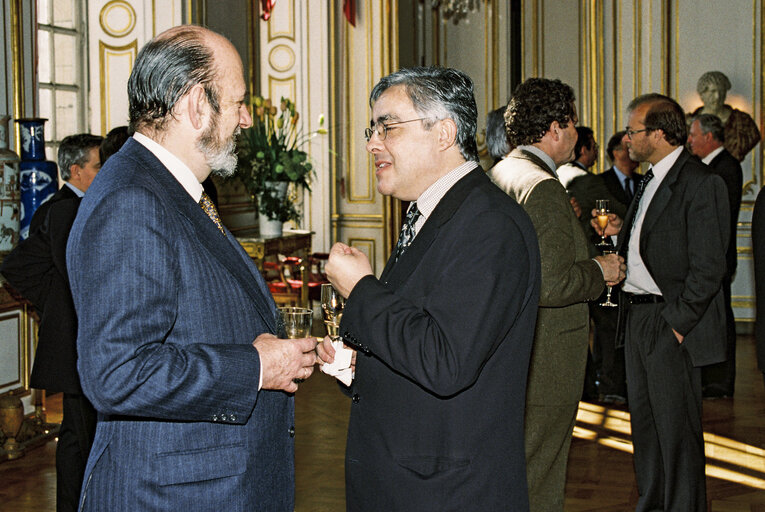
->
xmin=694 ymin=113 xmax=725 ymax=142
xmin=58 ymin=133 xmax=103 ymax=181
xmin=696 ymin=71 xmax=731 ymax=95
xmin=370 ymin=66 xmax=479 ymax=162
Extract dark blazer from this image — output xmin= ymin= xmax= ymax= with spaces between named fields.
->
xmin=707 ymin=148 xmax=742 ymax=274
xmin=618 ymin=149 xmax=729 ymax=366
xmin=339 ymin=168 xmax=540 ymax=511
xmin=752 ymin=188 xmax=765 ymax=373
xmin=1 ymin=194 xmax=82 ymax=393
xmin=29 ymin=184 xmax=78 ymax=234
xmin=66 ymin=138 xmax=294 ymax=511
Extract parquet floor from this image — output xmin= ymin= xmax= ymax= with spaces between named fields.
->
xmin=1 ymin=336 xmax=764 ymax=511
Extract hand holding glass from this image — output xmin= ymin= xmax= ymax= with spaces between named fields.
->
xmin=595 ymin=199 xmax=611 ymax=248
xmin=321 ymin=283 xmax=345 ymax=340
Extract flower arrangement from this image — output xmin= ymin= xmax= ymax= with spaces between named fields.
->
xmin=235 ymin=96 xmax=327 ymax=223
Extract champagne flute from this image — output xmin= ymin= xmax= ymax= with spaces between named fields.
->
xmin=595 ymin=199 xmax=611 ymax=248
xmin=321 ymin=283 xmax=345 ymax=340
xmin=600 ymin=249 xmax=618 ymax=307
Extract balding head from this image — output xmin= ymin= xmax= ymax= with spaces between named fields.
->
xmin=128 ymin=25 xmax=234 ymax=135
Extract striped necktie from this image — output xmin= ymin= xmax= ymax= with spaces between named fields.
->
xmin=199 ymin=191 xmax=226 ymax=236
xmin=619 ymin=170 xmax=654 ymax=257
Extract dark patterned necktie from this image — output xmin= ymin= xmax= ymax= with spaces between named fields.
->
xmin=394 ymin=202 xmax=422 ymax=261
xmin=619 ymin=169 xmax=653 ymax=257
xmin=199 ymin=191 xmax=226 ymax=236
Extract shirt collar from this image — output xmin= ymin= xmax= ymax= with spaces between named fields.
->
xmin=415 ymin=160 xmax=478 ymax=220
xmin=701 ymin=146 xmax=725 ymax=165
xmin=517 ymin=145 xmax=558 ymax=176
xmin=612 ymin=165 xmax=631 ymax=185
xmin=64 ymin=181 xmax=85 ymax=197
xmin=648 ymin=146 xmax=683 ymax=182
xmin=133 ymin=132 xmax=204 ymax=202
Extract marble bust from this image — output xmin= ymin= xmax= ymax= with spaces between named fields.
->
xmin=690 ymin=71 xmax=761 ymax=161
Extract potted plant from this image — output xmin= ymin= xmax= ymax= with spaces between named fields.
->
xmin=234 ymin=96 xmax=326 ymax=236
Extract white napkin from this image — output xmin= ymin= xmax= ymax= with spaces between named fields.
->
xmin=321 ymin=340 xmax=354 ymax=386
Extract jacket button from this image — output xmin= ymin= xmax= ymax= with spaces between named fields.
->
xmin=220 ymin=414 xmax=228 ymax=421
xmin=288 ymin=426 xmax=295 ymax=437
xmin=230 ymin=414 xmax=236 ymax=422
xmin=212 ymin=415 xmax=218 ymax=422
xmin=352 ymin=393 xmax=360 ymax=403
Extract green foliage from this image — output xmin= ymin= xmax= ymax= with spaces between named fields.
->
xmin=233 ymin=96 xmax=327 ymax=222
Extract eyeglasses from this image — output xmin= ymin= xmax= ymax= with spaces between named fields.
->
xmin=364 ymin=118 xmax=428 ymax=142
xmin=625 ymin=128 xmax=650 ymax=138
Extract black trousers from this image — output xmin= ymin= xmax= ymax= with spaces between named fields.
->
xmin=590 ymin=301 xmax=626 ymax=397
xmin=625 ymin=303 xmax=706 ymax=512
xmin=56 ymin=393 xmax=97 ymax=512
xmin=701 ymin=277 xmax=736 ymax=395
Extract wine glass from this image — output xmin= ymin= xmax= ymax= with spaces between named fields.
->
xmin=278 ymin=306 xmax=313 ymax=383
xmin=595 ymin=199 xmax=611 ymax=249
xmin=321 ymin=284 xmax=345 ymax=340
xmin=278 ymin=307 xmax=313 ymax=339
xmin=600 ymin=249 xmax=618 ymax=307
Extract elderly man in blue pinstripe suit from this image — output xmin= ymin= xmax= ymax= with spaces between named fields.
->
xmin=66 ymin=25 xmax=317 ymax=511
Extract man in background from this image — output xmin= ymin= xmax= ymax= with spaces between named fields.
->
xmin=570 ymin=131 xmax=640 ymax=403
xmin=1 ymin=133 xmax=102 ymax=512
xmin=489 ymin=77 xmax=624 ymax=511
xmin=66 ymin=26 xmax=316 ymax=510
xmin=688 ymin=113 xmax=743 ymax=398
xmin=557 ymin=126 xmax=598 ymax=189
xmin=319 ymin=66 xmax=541 ymax=510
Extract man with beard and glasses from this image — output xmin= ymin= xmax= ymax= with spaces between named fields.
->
xmin=66 ymin=26 xmax=318 ymax=511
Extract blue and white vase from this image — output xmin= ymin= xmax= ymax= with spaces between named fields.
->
xmin=16 ymin=118 xmax=57 ymax=240
xmin=0 ymin=115 xmax=20 ymax=252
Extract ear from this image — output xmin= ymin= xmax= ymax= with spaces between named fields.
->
xmin=184 ymin=84 xmax=209 ymax=131
xmin=437 ymin=118 xmax=458 ymax=150
xmin=549 ymin=120 xmax=561 ymax=141
xmin=69 ymin=164 xmax=79 ymax=179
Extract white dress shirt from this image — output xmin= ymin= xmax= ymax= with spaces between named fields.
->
xmin=701 ymin=146 xmax=724 ymax=165
xmin=622 ymin=146 xmax=683 ymax=295
xmin=133 ymin=132 xmax=204 ymax=201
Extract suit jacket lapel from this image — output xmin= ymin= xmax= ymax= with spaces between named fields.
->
xmin=381 ymin=168 xmax=483 ymax=288
xmin=131 ymin=141 xmax=277 ymax=331
xmin=639 ymin=150 xmax=686 ymax=244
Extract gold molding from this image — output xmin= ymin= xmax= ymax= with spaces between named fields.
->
xmin=268 ymin=44 xmax=296 ymax=73
xmin=267 ymin=75 xmax=296 ymax=105
xmin=330 ymin=0 xmax=337 ymax=244
xmin=0 ymin=311 xmax=26 ymax=392
xmin=99 ymin=0 xmax=137 ymax=38
xmin=268 ymin=0 xmax=296 ymax=42
xmin=10 ymin=0 xmax=24 ymax=155
xmin=99 ymin=39 xmax=138 ymax=135
xmin=349 ymin=237 xmax=377 ymax=273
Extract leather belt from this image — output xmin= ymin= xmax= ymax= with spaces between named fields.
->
xmin=624 ymin=292 xmax=664 ymax=305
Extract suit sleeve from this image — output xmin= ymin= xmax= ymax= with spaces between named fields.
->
xmin=661 ymin=173 xmax=730 ymax=336
xmin=523 ymin=179 xmax=604 ymax=306
xmin=0 ymin=205 xmax=62 ymax=309
xmin=753 ymin=190 xmax=765 ymax=370
xmin=67 ymin=186 xmax=262 ymax=422
xmin=340 ymin=207 xmax=538 ymax=398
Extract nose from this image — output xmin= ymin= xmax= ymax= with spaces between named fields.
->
xmin=622 ymin=133 xmax=631 ymax=144
xmin=240 ymin=103 xmax=253 ymax=129
xmin=366 ymin=132 xmax=383 ymax=154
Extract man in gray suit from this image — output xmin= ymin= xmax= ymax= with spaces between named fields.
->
xmin=688 ymin=113 xmax=742 ymax=398
xmin=489 ymin=77 xmax=624 ymax=511
xmin=610 ymin=94 xmax=729 ymax=511
xmin=66 ymin=26 xmax=317 ymax=511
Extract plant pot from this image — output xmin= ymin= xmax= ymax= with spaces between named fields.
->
xmin=258 ymin=212 xmax=284 ymax=237
xmin=257 ymin=181 xmax=289 ymax=237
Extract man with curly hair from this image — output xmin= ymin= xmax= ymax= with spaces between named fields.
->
xmin=489 ymin=77 xmax=625 ymax=511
